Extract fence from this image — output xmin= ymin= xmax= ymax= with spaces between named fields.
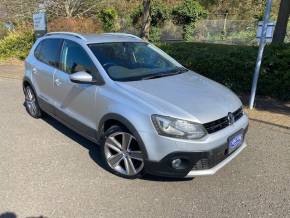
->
xmin=191 ymin=19 xmax=257 ymax=45
xmin=157 ymin=19 xmax=290 ymax=45
xmin=1 ymin=17 xmax=290 ymax=45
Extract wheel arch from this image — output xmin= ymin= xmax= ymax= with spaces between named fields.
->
xmin=22 ymin=76 xmax=33 ymax=89
xmin=22 ymin=76 xmax=38 ymax=95
xmin=98 ymin=113 xmax=148 ymax=159
xmin=23 ymin=77 xmax=40 ymax=98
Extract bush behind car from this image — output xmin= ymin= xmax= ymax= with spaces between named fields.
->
xmin=160 ymin=42 xmax=290 ymax=101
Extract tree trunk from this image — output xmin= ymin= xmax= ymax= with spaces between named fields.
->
xmin=140 ymin=0 xmax=151 ymax=41
xmin=272 ymin=0 xmax=290 ymax=44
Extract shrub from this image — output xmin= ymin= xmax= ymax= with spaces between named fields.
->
xmin=172 ymin=0 xmax=207 ymax=41
xmin=172 ymin=0 xmax=207 ymax=25
xmin=159 ymin=42 xmax=290 ymax=101
xmin=0 ymin=22 xmax=8 ymax=39
xmin=130 ymin=0 xmax=172 ymax=41
xmin=48 ymin=17 xmax=102 ymax=33
xmin=0 ymin=31 xmax=34 ymax=61
xmin=149 ymin=26 xmax=161 ymax=43
xmin=150 ymin=1 xmax=171 ymax=27
xmin=131 ymin=1 xmax=172 ymax=27
xmin=99 ymin=8 xmax=120 ymax=32
xmin=183 ymin=23 xmax=196 ymax=41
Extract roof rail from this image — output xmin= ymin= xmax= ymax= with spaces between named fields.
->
xmin=103 ymin=33 xmax=141 ymax=40
xmin=45 ymin=32 xmax=86 ymax=41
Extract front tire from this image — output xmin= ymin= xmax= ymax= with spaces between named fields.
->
xmin=100 ymin=125 xmax=145 ymax=179
xmin=23 ymin=85 xmax=42 ymax=118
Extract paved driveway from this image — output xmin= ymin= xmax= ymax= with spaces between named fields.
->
xmin=0 ymin=78 xmax=289 ymax=218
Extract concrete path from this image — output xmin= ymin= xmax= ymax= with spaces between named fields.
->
xmin=0 ymin=78 xmax=289 ymax=218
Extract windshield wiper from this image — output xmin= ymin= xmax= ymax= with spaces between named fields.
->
xmin=141 ymin=67 xmax=188 ymax=80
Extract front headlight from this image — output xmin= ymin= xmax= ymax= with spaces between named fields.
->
xmin=151 ymin=115 xmax=207 ymax=139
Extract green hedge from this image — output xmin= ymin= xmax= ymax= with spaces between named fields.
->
xmin=160 ymin=42 xmax=290 ymax=101
xmin=0 ymin=31 xmax=288 ymax=100
xmin=0 ymin=31 xmax=34 ymax=61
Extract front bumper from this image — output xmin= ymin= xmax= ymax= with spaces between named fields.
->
xmin=185 ymin=141 xmax=247 ymax=177
xmin=141 ymin=114 xmax=249 ymax=178
xmin=144 ymin=129 xmax=248 ymax=178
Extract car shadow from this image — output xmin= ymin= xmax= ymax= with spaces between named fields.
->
xmin=141 ymin=174 xmax=193 ymax=182
xmin=0 ymin=212 xmax=46 ymax=218
xmin=0 ymin=212 xmax=17 ymax=218
xmin=41 ymin=115 xmax=194 ymax=182
xmin=240 ymin=95 xmax=290 ymax=116
xmin=41 ymin=115 xmax=106 ymax=170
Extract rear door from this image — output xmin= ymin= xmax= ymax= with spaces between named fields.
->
xmin=32 ymin=38 xmax=63 ymax=114
xmin=52 ymin=39 xmax=99 ymax=139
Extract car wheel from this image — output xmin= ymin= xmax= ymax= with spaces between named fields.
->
xmin=24 ymin=85 xmax=42 ymax=118
xmin=100 ymin=125 xmax=145 ymax=179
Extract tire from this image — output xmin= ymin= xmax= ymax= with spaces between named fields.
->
xmin=100 ymin=125 xmax=145 ymax=179
xmin=23 ymin=85 xmax=42 ymax=118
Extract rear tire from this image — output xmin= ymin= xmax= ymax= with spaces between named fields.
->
xmin=100 ymin=125 xmax=145 ymax=179
xmin=23 ymin=85 xmax=42 ymax=118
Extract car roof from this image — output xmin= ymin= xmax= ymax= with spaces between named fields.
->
xmin=44 ymin=32 xmax=144 ymax=44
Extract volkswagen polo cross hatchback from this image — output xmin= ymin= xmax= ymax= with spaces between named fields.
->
xmin=23 ymin=32 xmax=249 ymax=179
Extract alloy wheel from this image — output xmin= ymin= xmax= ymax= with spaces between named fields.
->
xmin=24 ymin=86 xmax=38 ymax=116
xmin=104 ymin=132 xmax=144 ymax=176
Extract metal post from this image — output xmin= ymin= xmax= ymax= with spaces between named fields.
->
xmin=33 ymin=12 xmax=47 ymax=39
xmin=249 ymin=0 xmax=273 ymax=109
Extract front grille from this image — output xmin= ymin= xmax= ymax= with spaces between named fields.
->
xmin=203 ymin=107 xmax=243 ymax=134
xmin=191 ymin=141 xmax=240 ymax=170
xmin=192 ymin=158 xmax=209 ymax=170
xmin=203 ymin=116 xmax=229 ymax=134
xmin=233 ymin=107 xmax=243 ymax=121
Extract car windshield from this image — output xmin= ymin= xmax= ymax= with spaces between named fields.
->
xmin=88 ymin=42 xmax=186 ymax=81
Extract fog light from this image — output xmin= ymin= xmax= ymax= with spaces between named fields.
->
xmin=171 ymin=159 xmax=182 ymax=169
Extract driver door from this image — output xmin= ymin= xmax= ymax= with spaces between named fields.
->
xmin=53 ymin=39 xmax=99 ymax=140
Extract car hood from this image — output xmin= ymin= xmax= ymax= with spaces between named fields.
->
xmin=115 ymin=71 xmax=242 ymax=123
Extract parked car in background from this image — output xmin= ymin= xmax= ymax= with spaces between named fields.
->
xmin=23 ymin=32 xmax=249 ymax=179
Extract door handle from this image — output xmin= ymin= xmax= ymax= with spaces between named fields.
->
xmin=32 ymin=68 xmax=38 ymax=75
xmin=55 ymin=78 xmax=62 ymax=86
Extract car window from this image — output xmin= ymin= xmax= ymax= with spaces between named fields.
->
xmin=60 ymin=40 xmax=97 ymax=78
xmin=132 ymin=45 xmax=168 ymax=68
xmin=34 ymin=38 xmax=62 ymax=68
xmin=89 ymin=42 xmax=182 ymax=81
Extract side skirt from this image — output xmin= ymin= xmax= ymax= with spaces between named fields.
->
xmin=38 ymin=97 xmax=99 ymax=144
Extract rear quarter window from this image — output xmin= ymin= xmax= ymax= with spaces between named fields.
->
xmin=34 ymin=38 xmax=63 ymax=68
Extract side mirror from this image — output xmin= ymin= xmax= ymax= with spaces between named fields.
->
xmin=69 ymin=71 xmax=94 ymax=84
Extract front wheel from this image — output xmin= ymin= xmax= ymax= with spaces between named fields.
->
xmin=100 ymin=125 xmax=145 ymax=179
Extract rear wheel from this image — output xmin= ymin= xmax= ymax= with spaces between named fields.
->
xmin=100 ymin=125 xmax=145 ymax=179
xmin=23 ymin=85 xmax=42 ymax=118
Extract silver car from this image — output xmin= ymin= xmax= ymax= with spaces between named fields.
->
xmin=23 ymin=32 xmax=249 ymax=179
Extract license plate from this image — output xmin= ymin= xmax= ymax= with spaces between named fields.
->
xmin=228 ymin=131 xmax=244 ymax=154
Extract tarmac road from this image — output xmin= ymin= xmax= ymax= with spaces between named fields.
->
xmin=0 ymin=78 xmax=289 ymax=218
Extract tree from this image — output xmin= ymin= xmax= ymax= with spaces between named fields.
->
xmin=0 ymin=0 xmax=41 ymax=23
xmin=46 ymin=0 xmax=101 ymax=18
xmin=172 ymin=0 xmax=207 ymax=40
xmin=272 ymin=0 xmax=290 ymax=43
xmin=0 ymin=0 xmax=102 ymax=21
xmin=99 ymin=8 xmax=120 ymax=32
xmin=140 ymin=0 xmax=151 ymax=41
